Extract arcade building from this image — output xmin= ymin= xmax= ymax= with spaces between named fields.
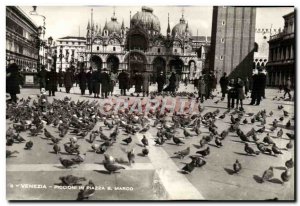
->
xmin=78 ymin=6 xmax=210 ymax=81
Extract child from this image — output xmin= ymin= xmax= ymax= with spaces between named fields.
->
xmin=38 ymin=88 xmax=48 ymax=113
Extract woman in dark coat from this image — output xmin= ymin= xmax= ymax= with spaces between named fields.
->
xmin=163 ymin=72 xmax=176 ymax=93
xmin=118 ymin=70 xmax=129 ymax=96
xmin=46 ymin=68 xmax=58 ymax=96
xmin=6 ymin=63 xmax=22 ymax=103
xmin=100 ymin=68 xmax=111 ymax=98
xmin=86 ymin=67 xmax=93 ymax=95
xmin=134 ymin=72 xmax=144 ymax=96
xmin=156 ymin=71 xmax=165 ymax=93
xmin=92 ymin=69 xmax=101 ymax=98
xmin=77 ymin=69 xmax=87 ymax=95
xmin=64 ymin=68 xmax=74 ymax=93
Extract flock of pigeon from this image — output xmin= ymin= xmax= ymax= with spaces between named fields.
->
xmin=6 ymin=92 xmax=295 ymax=200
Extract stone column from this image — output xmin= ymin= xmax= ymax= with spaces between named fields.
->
xmin=290 ymin=45 xmax=294 ymax=59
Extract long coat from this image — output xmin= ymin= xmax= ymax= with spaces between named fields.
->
xmin=101 ymin=72 xmax=111 ymax=93
xmin=86 ymin=71 xmax=93 ymax=91
xmin=37 ymin=69 xmax=47 ymax=88
xmin=6 ymin=64 xmax=22 ymax=94
xmin=58 ymin=71 xmax=64 ymax=85
xmin=64 ymin=71 xmax=74 ymax=88
xmin=92 ymin=70 xmax=101 ymax=94
xmin=118 ymin=72 xmax=129 ymax=90
xmin=134 ymin=74 xmax=144 ymax=93
xmin=156 ymin=74 xmax=165 ymax=91
xmin=198 ymin=79 xmax=206 ymax=95
xmin=46 ymin=70 xmax=58 ymax=91
xmin=77 ymin=71 xmax=87 ymax=91
xmin=142 ymin=73 xmax=150 ymax=93
xmin=164 ymin=74 xmax=176 ymax=92
xmin=236 ymin=80 xmax=245 ymax=100
xmin=219 ymin=76 xmax=229 ymax=93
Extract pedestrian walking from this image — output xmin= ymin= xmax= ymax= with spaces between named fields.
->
xmin=64 ymin=68 xmax=74 ymax=93
xmin=163 ymin=72 xmax=177 ymax=94
xmin=142 ymin=72 xmax=150 ymax=97
xmin=110 ymin=71 xmax=117 ymax=96
xmin=250 ymin=68 xmax=266 ymax=105
xmin=101 ymin=68 xmax=111 ymax=98
xmin=92 ymin=68 xmax=101 ymax=98
xmin=236 ymin=77 xmax=245 ymax=110
xmin=77 ymin=68 xmax=87 ymax=95
xmin=6 ymin=63 xmax=23 ymax=103
xmin=283 ymin=77 xmax=292 ymax=100
xmin=219 ymin=72 xmax=229 ymax=98
xmin=46 ymin=67 xmax=58 ymax=96
xmin=227 ymin=79 xmax=237 ymax=110
xmin=118 ymin=69 xmax=129 ymax=96
xmin=197 ymin=76 xmax=206 ymax=103
xmin=156 ymin=71 xmax=165 ymax=93
xmin=86 ymin=67 xmax=93 ymax=95
xmin=37 ymin=66 xmax=47 ymax=90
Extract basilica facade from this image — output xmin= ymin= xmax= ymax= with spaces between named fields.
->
xmin=78 ymin=6 xmax=210 ymax=81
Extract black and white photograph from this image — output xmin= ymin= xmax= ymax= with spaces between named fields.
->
xmin=5 ymin=4 xmax=295 ymax=201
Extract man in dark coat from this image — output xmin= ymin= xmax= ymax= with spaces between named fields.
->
xmin=156 ymin=71 xmax=165 ymax=93
xmin=256 ymin=69 xmax=266 ymax=105
xmin=219 ymin=72 xmax=229 ymax=98
xmin=92 ymin=68 xmax=101 ymax=98
xmin=58 ymin=69 xmax=64 ymax=87
xmin=64 ymin=68 xmax=74 ymax=93
xmin=100 ymin=68 xmax=111 ymax=98
xmin=134 ymin=71 xmax=144 ymax=97
xmin=46 ymin=67 xmax=58 ymax=96
xmin=118 ymin=70 xmax=129 ymax=96
xmin=86 ymin=67 xmax=93 ymax=95
xmin=77 ymin=68 xmax=87 ymax=95
xmin=6 ymin=63 xmax=22 ymax=103
xmin=37 ymin=66 xmax=47 ymax=90
xmin=163 ymin=72 xmax=176 ymax=94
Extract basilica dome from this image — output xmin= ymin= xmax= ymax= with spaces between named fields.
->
xmin=131 ymin=6 xmax=161 ymax=33
xmin=104 ymin=15 xmax=122 ymax=35
xmin=172 ymin=15 xmax=192 ymax=37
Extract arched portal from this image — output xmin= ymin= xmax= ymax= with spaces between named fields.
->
xmin=169 ymin=58 xmax=184 ymax=75
xmin=107 ymin=55 xmax=119 ymax=74
xmin=125 ymin=51 xmax=147 ymax=75
xmin=90 ymin=55 xmax=102 ymax=70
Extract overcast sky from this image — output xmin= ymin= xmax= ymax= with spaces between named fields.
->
xmin=19 ymin=6 xmax=294 ymax=41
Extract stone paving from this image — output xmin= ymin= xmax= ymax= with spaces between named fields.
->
xmin=6 ymin=84 xmax=295 ymax=201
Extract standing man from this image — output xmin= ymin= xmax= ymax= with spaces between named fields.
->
xmin=100 ymin=68 xmax=111 ymax=98
xmin=58 ymin=68 xmax=64 ymax=88
xmin=249 ymin=69 xmax=258 ymax=105
xmin=118 ymin=69 xmax=129 ymax=96
xmin=37 ymin=66 xmax=47 ymax=91
xmin=64 ymin=68 xmax=74 ymax=93
xmin=219 ymin=72 xmax=229 ymax=98
xmin=6 ymin=63 xmax=22 ymax=103
xmin=46 ymin=67 xmax=58 ymax=96
xmin=77 ymin=68 xmax=87 ymax=95
xmin=86 ymin=67 xmax=93 ymax=95
xmin=134 ymin=71 xmax=144 ymax=97
xmin=92 ymin=68 xmax=101 ymax=98
xmin=156 ymin=71 xmax=165 ymax=94
xmin=244 ymin=77 xmax=250 ymax=97
xmin=110 ymin=70 xmax=117 ymax=96
xmin=142 ymin=72 xmax=150 ymax=97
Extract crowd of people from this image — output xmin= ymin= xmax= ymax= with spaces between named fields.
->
xmin=6 ymin=63 xmax=294 ymax=107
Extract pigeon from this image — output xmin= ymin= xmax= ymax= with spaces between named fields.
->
xmin=173 ymin=136 xmax=185 ymax=145
xmin=263 ymin=134 xmax=274 ymax=145
xmin=250 ymin=118 xmax=255 ymax=124
xmin=189 ymin=156 xmax=206 ymax=167
xmin=278 ymin=105 xmax=284 ymax=110
xmin=183 ymin=128 xmax=192 ymax=138
xmin=59 ymin=157 xmax=76 ymax=168
xmin=242 ymin=119 xmax=248 ymax=124
xmin=271 ymin=144 xmax=283 ymax=156
xmin=283 ymin=110 xmax=289 ymax=117
xmin=174 ymin=147 xmax=190 ymax=159
xmin=218 ymin=114 xmax=225 ymax=119
xmin=122 ymin=136 xmax=132 ymax=145
xmin=256 ymin=126 xmax=265 ymax=133
xmin=77 ymin=180 xmax=95 ymax=200
xmin=196 ymin=147 xmax=210 ymax=157
xmin=71 ymin=153 xmax=86 ymax=164
xmin=104 ymin=154 xmax=116 ymax=164
xmin=277 ymin=129 xmax=283 ymax=138
xmin=233 ymin=159 xmax=242 ymax=173
xmin=269 ymin=111 xmax=273 ymax=116
xmin=25 ymin=140 xmax=33 ymax=150
xmin=286 ymin=133 xmax=295 ymax=140
xmin=261 ymin=167 xmax=274 ymax=183
xmin=142 ymin=147 xmax=149 ymax=156
xmin=286 ymin=140 xmax=293 ymax=149
xmin=44 ymin=128 xmax=53 ymax=139
xmin=280 ymin=169 xmax=291 ymax=184
xmin=181 ymin=161 xmax=195 ymax=174
xmin=279 ymin=116 xmax=284 ymax=121
xmin=285 ymin=158 xmax=294 ymax=169
xmin=244 ymin=143 xmax=259 ymax=155
xmin=286 ymin=120 xmax=291 ymax=129
xmin=141 ymin=135 xmax=148 ymax=147
xmin=154 ymin=137 xmax=165 ymax=146
xmin=53 ymin=143 xmax=61 ymax=154
xmin=89 ymin=132 xmax=97 ymax=143
xmin=59 ymin=175 xmax=86 ymax=186
xmin=127 ymin=149 xmax=135 ymax=165
xmin=103 ymin=162 xmax=125 ymax=174
xmin=6 ymin=150 xmax=19 ymax=158
xmin=215 ymin=136 xmax=223 ymax=147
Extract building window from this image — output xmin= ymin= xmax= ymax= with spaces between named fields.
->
xmin=97 ymin=46 xmax=99 ymax=51
xmin=220 ymin=55 xmax=223 ymax=60
xmin=222 ymin=20 xmax=225 ymax=25
xmin=221 ymin=38 xmax=224 ymax=43
xmin=113 ymin=47 xmax=116 ymax=51
xmin=158 ymin=48 xmax=160 ymax=53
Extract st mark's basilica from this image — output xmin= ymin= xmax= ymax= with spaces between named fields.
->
xmin=78 ymin=6 xmax=210 ymax=81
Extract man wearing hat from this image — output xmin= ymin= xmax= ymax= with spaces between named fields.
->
xmin=100 ymin=68 xmax=111 ymax=98
xmin=118 ymin=69 xmax=129 ymax=96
